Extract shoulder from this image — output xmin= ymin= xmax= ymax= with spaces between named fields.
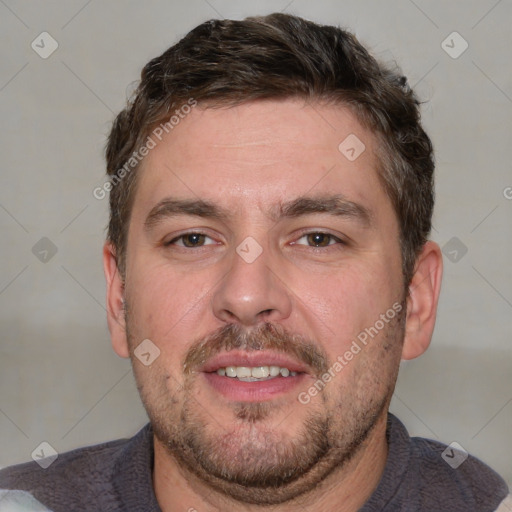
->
xmin=407 ymin=434 xmax=509 ymax=511
xmin=368 ymin=414 xmax=510 ymax=512
xmin=0 ymin=425 xmax=152 ymax=512
xmin=0 ymin=436 xmax=128 ymax=488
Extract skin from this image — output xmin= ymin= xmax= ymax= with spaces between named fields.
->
xmin=103 ymin=99 xmax=443 ymax=511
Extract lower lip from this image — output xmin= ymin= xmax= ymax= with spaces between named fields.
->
xmin=203 ymin=372 xmax=306 ymax=402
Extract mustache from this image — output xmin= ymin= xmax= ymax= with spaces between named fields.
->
xmin=183 ymin=322 xmax=329 ymax=377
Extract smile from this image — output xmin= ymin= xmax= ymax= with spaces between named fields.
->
xmin=216 ymin=365 xmax=298 ymax=380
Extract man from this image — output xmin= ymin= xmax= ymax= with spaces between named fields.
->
xmin=0 ymin=12 xmax=509 ymax=512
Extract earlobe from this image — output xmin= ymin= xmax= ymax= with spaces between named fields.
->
xmin=103 ymin=242 xmax=130 ymax=358
xmin=402 ymin=241 xmax=443 ymax=360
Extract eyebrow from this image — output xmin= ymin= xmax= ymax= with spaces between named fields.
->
xmin=275 ymin=194 xmax=374 ymax=228
xmin=144 ymin=198 xmax=230 ymax=231
xmin=144 ymin=194 xmax=373 ymax=232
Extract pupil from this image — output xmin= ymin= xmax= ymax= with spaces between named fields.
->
xmin=308 ymin=233 xmax=329 ymax=247
xmin=184 ymin=234 xmax=204 ymax=247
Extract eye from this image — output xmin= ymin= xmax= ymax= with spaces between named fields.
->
xmin=167 ymin=232 xmax=216 ymax=248
xmin=293 ymin=232 xmax=343 ymax=248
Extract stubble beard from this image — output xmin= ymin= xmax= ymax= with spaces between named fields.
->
xmin=128 ymin=314 xmax=405 ymax=506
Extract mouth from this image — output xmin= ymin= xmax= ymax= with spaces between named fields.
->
xmin=199 ymin=351 xmax=310 ymax=402
xmin=216 ymin=365 xmax=297 ymax=381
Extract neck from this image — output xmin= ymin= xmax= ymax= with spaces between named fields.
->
xmin=153 ymin=412 xmax=389 ymax=512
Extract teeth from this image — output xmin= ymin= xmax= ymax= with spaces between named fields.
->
xmin=225 ymin=367 xmax=237 ymax=378
xmin=251 ymin=366 xmax=269 ymax=378
xmin=237 ymin=367 xmax=252 ymax=378
xmin=216 ymin=365 xmax=298 ymax=379
xmin=269 ymin=366 xmax=280 ymax=377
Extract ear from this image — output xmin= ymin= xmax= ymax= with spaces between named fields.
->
xmin=103 ymin=241 xmax=130 ymax=358
xmin=402 ymin=241 xmax=443 ymax=360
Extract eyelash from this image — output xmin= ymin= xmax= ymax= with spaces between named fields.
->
xmin=166 ymin=232 xmax=218 ymax=248
xmin=292 ymin=232 xmax=344 ymax=248
xmin=165 ymin=231 xmax=345 ymax=249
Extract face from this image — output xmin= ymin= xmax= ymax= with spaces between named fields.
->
xmin=114 ymin=99 xmax=408 ymax=504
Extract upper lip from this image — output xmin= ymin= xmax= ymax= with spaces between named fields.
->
xmin=200 ymin=350 xmax=310 ymax=374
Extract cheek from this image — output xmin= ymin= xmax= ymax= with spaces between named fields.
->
xmin=125 ymin=262 xmax=228 ymax=387
xmin=126 ymin=260 xmax=217 ymax=340
xmin=290 ymin=259 xmax=398 ymax=348
xmin=311 ymin=312 xmax=404 ymax=413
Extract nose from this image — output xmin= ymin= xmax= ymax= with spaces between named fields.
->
xmin=211 ymin=242 xmax=293 ymax=327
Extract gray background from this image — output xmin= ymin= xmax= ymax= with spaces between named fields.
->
xmin=1 ymin=0 xmax=511 ymax=486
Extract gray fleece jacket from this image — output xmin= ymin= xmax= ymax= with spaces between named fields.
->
xmin=0 ymin=414 xmax=509 ymax=511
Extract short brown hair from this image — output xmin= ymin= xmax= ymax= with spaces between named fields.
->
xmin=105 ymin=13 xmax=434 ymax=287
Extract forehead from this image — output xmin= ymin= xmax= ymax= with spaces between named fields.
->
xmin=132 ymin=99 xmax=389 ymax=219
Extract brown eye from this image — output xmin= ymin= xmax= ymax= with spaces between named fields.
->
xmin=291 ymin=231 xmax=346 ymax=249
xmin=306 ymin=233 xmax=332 ymax=247
xmin=182 ymin=233 xmax=206 ymax=247
xmin=168 ymin=233 xmax=215 ymax=247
